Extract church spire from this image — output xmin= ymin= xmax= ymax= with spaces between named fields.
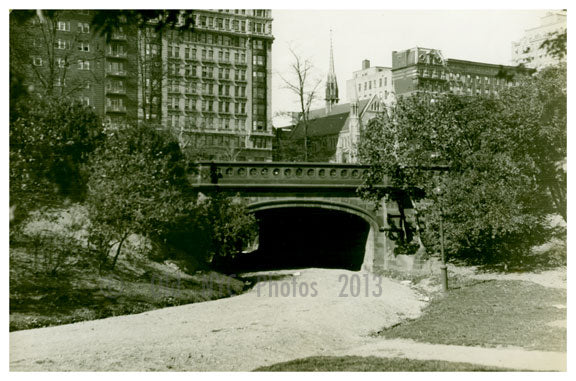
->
xmin=325 ymin=29 xmax=339 ymax=113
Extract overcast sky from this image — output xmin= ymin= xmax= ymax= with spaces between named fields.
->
xmin=271 ymin=9 xmax=551 ymax=126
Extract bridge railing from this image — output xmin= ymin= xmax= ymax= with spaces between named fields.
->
xmin=191 ymin=161 xmax=377 ymax=188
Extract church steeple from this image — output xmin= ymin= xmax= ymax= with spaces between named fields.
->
xmin=325 ymin=30 xmax=339 ymax=113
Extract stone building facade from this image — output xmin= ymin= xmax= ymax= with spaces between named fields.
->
xmin=345 ymin=59 xmax=393 ymax=103
xmin=511 ymin=11 xmax=567 ymax=70
xmin=162 ymin=10 xmax=274 ymax=161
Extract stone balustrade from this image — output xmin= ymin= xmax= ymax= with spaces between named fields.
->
xmin=191 ymin=161 xmax=383 ymax=188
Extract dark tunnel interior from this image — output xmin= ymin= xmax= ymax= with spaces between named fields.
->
xmin=216 ymin=207 xmax=370 ymax=273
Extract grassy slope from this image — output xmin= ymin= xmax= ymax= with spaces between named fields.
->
xmin=254 ymin=356 xmax=521 ymax=371
xmin=378 ymin=277 xmax=566 ymax=352
xmin=10 ymin=206 xmax=245 ymax=331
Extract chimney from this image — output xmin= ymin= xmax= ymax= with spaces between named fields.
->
xmin=362 ymin=59 xmax=370 ymax=70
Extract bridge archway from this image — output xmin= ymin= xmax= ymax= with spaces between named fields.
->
xmin=232 ymin=199 xmax=378 ymax=272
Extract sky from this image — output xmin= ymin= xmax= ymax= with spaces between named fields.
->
xmin=271 ymin=9 xmax=552 ymax=126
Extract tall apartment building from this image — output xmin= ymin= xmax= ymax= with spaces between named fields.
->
xmin=10 ymin=10 xmax=138 ymax=126
xmin=345 ymin=59 xmax=393 ymax=103
xmin=162 ymin=9 xmax=274 ymax=162
xmin=12 ymin=9 xmax=275 ymax=162
xmin=511 ymin=10 xmax=567 ymax=70
xmin=392 ymin=47 xmax=532 ymax=97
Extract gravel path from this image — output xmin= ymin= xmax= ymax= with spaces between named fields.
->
xmin=10 ymin=268 xmax=425 ymax=371
xmin=10 ymin=267 xmax=566 ymax=371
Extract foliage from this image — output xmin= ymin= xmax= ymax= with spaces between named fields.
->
xmin=162 ymin=193 xmax=259 ymax=268
xmin=540 ymin=29 xmax=567 ymax=61
xmin=10 ymin=98 xmax=103 ymax=219
xmin=196 ymin=194 xmax=259 ymax=262
xmin=358 ymin=66 xmax=566 ymax=265
xmin=85 ymin=123 xmax=193 ymax=269
xmin=274 ymin=134 xmax=336 ymax=162
xmin=10 ymin=10 xmax=196 ymax=37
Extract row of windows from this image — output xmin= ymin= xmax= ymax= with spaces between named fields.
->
xmin=197 ymin=14 xmax=270 ymax=34
xmin=167 ymin=98 xmax=247 ymax=113
xmin=49 ymin=39 xmax=92 ymax=52
xmin=168 ymin=81 xmax=247 ymax=97
xmin=168 ymin=46 xmax=249 ymax=65
xmin=168 ymin=64 xmax=249 ymax=81
xmin=216 ymin=9 xmax=269 ymax=18
xmin=57 ymin=21 xmax=90 ymax=33
xmin=166 ymin=30 xmax=247 ymax=49
xmin=33 ymin=56 xmax=91 ymax=70
xmin=419 ymin=70 xmax=511 ymax=87
xmin=199 ymin=15 xmax=248 ymax=33
xmin=358 ymin=76 xmax=389 ymax=92
xmin=167 ymin=115 xmax=247 ymax=131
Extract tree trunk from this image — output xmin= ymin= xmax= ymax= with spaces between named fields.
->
xmin=110 ymin=232 xmax=129 ymax=270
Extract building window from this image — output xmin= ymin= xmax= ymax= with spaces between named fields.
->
xmin=252 ymin=71 xmax=265 ymax=81
xmin=107 ymin=61 xmax=124 ymax=74
xmin=57 ymin=21 xmax=70 ymax=31
xmin=252 ymin=120 xmax=266 ymax=131
xmin=253 ymin=23 xmax=263 ymax=33
xmin=78 ymin=60 xmax=90 ymax=70
xmin=78 ymin=22 xmax=90 ymax=33
xmin=55 ymin=39 xmax=71 ymax=50
xmin=78 ymin=42 xmax=90 ymax=52
xmin=56 ymin=58 xmax=66 ymax=68
xmin=253 ymin=55 xmax=265 ymax=66
xmin=79 ymin=96 xmax=90 ymax=106
xmin=107 ymin=97 xmax=125 ymax=112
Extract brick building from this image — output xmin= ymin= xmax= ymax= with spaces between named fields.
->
xmin=10 ymin=10 xmax=138 ymax=126
xmin=392 ymin=47 xmax=531 ymax=97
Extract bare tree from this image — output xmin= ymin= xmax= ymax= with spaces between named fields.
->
xmin=135 ymin=26 xmax=164 ymax=125
xmin=277 ymin=46 xmax=321 ymax=161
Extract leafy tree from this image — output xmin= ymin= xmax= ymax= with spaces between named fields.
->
xmin=85 ymin=123 xmax=193 ymax=269
xmin=166 ymin=193 xmax=258 ymax=267
xmin=358 ymin=68 xmax=565 ymax=265
xmin=85 ymin=123 xmax=257 ymax=269
xmin=10 ymin=97 xmax=103 ymax=220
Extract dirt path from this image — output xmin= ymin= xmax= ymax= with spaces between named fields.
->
xmin=10 ymin=268 xmax=566 ymax=371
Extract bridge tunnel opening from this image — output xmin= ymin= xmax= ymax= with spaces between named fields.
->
xmin=222 ymin=207 xmax=371 ymax=272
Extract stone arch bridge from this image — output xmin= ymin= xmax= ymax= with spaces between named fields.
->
xmin=191 ymin=162 xmax=426 ymax=272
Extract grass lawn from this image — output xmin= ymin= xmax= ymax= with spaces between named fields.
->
xmin=254 ymin=356 xmax=521 ymax=371
xmin=377 ymin=278 xmax=566 ymax=352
